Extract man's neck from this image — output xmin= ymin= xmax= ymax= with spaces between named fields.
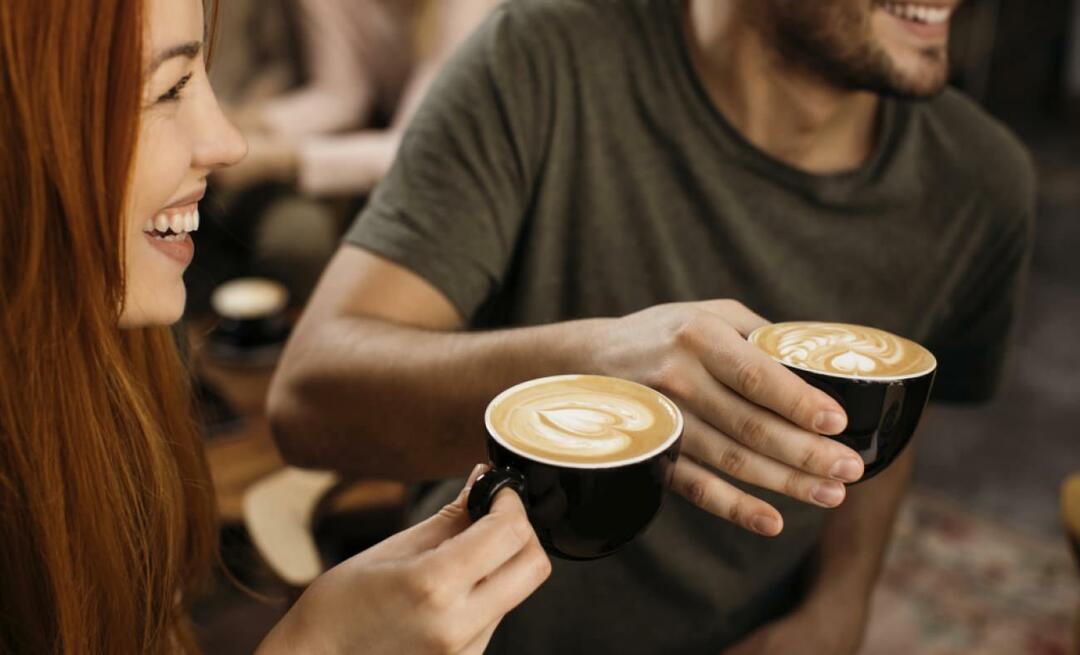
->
xmin=684 ymin=0 xmax=881 ymax=174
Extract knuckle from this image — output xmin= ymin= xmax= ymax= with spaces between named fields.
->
xmin=735 ymin=414 xmax=771 ymax=451
xmin=407 ymin=569 xmax=449 ymax=608
xmin=650 ymin=360 xmax=691 ymax=400
xmin=683 ymin=476 xmax=711 ymax=509
xmin=726 ymin=496 xmax=747 ymax=526
xmin=504 ymin=513 xmax=535 ymax=548
xmin=528 ymin=548 xmax=553 ymax=582
xmin=673 ymin=311 xmax=707 ymax=349
xmin=782 ymin=469 xmax=804 ymax=499
xmin=734 ymin=361 xmax=765 ymax=397
xmin=788 ymin=392 xmax=816 ymax=426
xmin=799 ymin=445 xmax=820 ymax=472
xmin=717 ymin=446 xmax=746 ymax=476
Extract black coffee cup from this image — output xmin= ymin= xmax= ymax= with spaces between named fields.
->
xmin=207 ymin=277 xmax=290 ymax=365
xmin=467 ymin=375 xmax=683 ymax=560
xmin=749 ymin=324 xmax=936 ymax=482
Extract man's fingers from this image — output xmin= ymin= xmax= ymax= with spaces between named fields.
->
xmin=682 ymin=378 xmax=863 ymax=482
xmin=669 ymin=455 xmax=784 ymax=536
xmin=423 ymin=488 xmax=537 ymax=592
xmin=703 ymin=334 xmax=847 ymax=436
xmin=680 ymin=414 xmax=849 ymax=508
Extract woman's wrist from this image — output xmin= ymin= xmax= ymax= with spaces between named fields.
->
xmin=256 ymin=590 xmax=333 ymax=655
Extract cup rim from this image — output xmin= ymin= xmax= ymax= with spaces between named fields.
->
xmin=484 ymin=374 xmax=684 ymax=470
xmin=747 ymin=323 xmax=938 ymax=383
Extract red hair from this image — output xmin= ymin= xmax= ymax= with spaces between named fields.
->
xmin=0 ymin=0 xmax=217 ymax=652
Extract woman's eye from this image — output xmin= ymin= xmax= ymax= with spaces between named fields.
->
xmin=157 ymin=73 xmax=193 ymax=104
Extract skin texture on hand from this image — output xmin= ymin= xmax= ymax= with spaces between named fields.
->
xmin=593 ymin=299 xmax=866 ymax=535
xmin=256 ymin=465 xmax=552 ymax=655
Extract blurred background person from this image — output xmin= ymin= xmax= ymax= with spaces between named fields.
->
xmin=183 ymin=0 xmax=498 ymax=312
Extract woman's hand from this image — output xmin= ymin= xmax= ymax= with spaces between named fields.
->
xmin=258 ymin=465 xmax=551 ymax=655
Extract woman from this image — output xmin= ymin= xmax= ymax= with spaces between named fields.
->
xmin=0 ymin=0 xmax=550 ymax=652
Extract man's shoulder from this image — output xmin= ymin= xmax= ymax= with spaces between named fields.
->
xmin=491 ymin=0 xmax=649 ymax=47
xmin=498 ymin=0 xmax=639 ymax=23
xmin=912 ymin=88 xmax=1036 ymax=220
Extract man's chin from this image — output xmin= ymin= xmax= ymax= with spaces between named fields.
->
xmin=879 ymin=52 xmax=950 ymax=98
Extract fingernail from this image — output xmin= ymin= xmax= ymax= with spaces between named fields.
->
xmin=828 ymin=458 xmax=863 ymax=483
xmin=814 ymin=410 xmax=846 ymax=435
xmin=465 ymin=463 xmax=486 ymax=487
xmin=751 ymin=515 xmax=781 ymax=536
xmin=811 ymin=482 xmax=845 ymax=507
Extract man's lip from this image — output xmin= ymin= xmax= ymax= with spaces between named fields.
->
xmin=162 ymin=187 xmax=206 ymax=210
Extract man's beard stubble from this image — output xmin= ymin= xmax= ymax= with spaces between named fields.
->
xmin=761 ymin=0 xmax=949 ymax=99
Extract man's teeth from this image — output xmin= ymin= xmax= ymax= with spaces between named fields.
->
xmin=143 ymin=209 xmax=200 ymax=237
xmin=882 ymin=2 xmax=951 ymax=24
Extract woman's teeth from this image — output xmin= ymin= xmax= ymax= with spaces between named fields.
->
xmin=881 ymin=2 xmax=951 ymax=24
xmin=144 ymin=209 xmax=199 ymax=241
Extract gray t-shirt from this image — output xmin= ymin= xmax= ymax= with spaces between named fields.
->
xmin=345 ymin=1 xmax=1035 ymax=652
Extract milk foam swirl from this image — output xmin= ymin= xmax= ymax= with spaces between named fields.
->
xmin=750 ymin=322 xmax=936 ymax=379
xmin=488 ymin=376 xmax=681 ymax=464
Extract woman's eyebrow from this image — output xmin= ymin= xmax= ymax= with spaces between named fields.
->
xmin=148 ymin=41 xmax=202 ymax=74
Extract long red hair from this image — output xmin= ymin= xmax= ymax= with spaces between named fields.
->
xmin=0 ymin=1 xmax=217 ymax=652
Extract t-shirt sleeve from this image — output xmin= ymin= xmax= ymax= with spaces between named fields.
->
xmin=343 ymin=4 xmax=550 ymax=319
xmin=929 ymin=181 xmax=1036 ymax=403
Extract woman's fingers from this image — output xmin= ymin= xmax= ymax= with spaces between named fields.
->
xmin=361 ymin=463 xmax=489 ymax=563
xmin=423 ymin=488 xmax=538 ymax=593
xmin=466 ymin=538 xmax=552 ymax=623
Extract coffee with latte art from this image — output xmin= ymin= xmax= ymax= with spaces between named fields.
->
xmin=487 ymin=375 xmax=682 ymax=466
xmin=749 ymin=322 xmax=936 ymax=380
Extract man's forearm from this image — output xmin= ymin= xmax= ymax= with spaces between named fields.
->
xmin=268 ymin=315 xmax=606 ymax=480
xmin=802 ymin=443 xmax=914 ymax=621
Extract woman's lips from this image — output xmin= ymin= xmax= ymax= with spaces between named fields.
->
xmin=145 ymin=231 xmax=194 ymax=266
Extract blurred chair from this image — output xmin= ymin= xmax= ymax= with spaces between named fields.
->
xmin=1062 ymin=472 xmax=1080 ymax=655
xmin=243 ymin=468 xmax=407 ymax=587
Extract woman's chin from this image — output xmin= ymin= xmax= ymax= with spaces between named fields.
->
xmin=118 ymin=286 xmax=187 ymax=329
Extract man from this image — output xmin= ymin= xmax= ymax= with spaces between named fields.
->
xmin=268 ymin=0 xmax=1034 ymax=652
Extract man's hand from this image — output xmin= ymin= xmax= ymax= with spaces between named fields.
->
xmin=591 ymin=300 xmax=866 ymax=535
xmin=721 ymin=601 xmax=867 ymax=655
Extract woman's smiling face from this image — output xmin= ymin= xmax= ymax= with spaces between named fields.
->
xmin=119 ymin=0 xmax=246 ymax=328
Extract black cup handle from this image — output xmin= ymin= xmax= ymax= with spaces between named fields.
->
xmin=467 ymin=467 xmax=527 ymax=522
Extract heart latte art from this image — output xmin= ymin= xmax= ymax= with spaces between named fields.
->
xmin=487 ymin=375 xmax=681 ymax=465
xmin=749 ymin=322 xmax=936 ymax=380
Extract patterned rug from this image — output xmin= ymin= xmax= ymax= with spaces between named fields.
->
xmin=861 ymin=491 xmax=1079 ymax=655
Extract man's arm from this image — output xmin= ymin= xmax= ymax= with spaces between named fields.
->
xmin=725 ymin=444 xmax=913 ymax=655
xmin=267 ymin=247 xmax=600 ymax=481
xmin=268 ymin=246 xmax=868 ymax=536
